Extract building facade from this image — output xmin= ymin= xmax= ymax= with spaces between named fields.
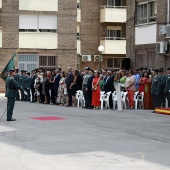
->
xmin=0 ymin=0 xmax=77 ymax=91
xmin=127 ymin=0 xmax=170 ymax=69
xmin=77 ymin=0 xmax=129 ymax=70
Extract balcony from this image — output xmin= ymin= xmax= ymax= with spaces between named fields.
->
xmin=100 ymin=5 xmax=126 ymax=23
xmin=77 ymin=9 xmax=81 ymax=22
xmin=77 ymin=40 xmax=81 ymax=54
xmin=100 ymin=37 xmax=126 ymax=54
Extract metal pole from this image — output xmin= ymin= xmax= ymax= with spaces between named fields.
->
xmin=100 ymin=52 xmax=102 ymax=71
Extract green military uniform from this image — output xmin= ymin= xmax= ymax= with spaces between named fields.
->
xmin=159 ymin=73 xmax=166 ymax=107
xmin=151 ymin=70 xmax=161 ymax=110
xmin=165 ymin=71 xmax=170 ymax=107
xmin=14 ymin=71 xmax=20 ymax=100
xmin=6 ymin=72 xmax=24 ymax=121
xmin=82 ymin=67 xmax=90 ymax=108
xmin=20 ymin=71 xmax=26 ymax=101
xmin=24 ymin=74 xmax=31 ymax=101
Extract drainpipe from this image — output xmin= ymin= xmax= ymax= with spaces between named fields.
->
xmin=168 ymin=0 xmax=170 ymax=24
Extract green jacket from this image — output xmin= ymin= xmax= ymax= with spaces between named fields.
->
xmin=6 ymin=76 xmax=24 ymax=98
xmin=151 ymin=75 xmax=161 ymax=94
xmin=165 ymin=74 xmax=170 ymax=92
xmin=160 ymin=74 xmax=166 ymax=93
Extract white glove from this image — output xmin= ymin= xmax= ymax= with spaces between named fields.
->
xmin=24 ymin=91 xmax=28 ymax=96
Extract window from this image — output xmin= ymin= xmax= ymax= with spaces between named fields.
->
xmin=77 ymin=33 xmax=80 ymax=40
xmin=137 ymin=1 xmax=157 ymax=24
xmin=107 ymin=58 xmax=121 ymax=68
xmin=18 ymin=54 xmax=37 ymax=72
xmin=107 ymin=30 xmax=121 ymax=38
xmin=107 ymin=0 xmax=121 ymax=6
xmin=19 ymin=15 xmax=57 ymax=33
xmin=77 ymin=3 xmax=80 ymax=8
xmin=39 ymin=56 xmax=56 ymax=69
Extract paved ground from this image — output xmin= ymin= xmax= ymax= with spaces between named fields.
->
xmin=0 ymin=93 xmax=170 ymax=170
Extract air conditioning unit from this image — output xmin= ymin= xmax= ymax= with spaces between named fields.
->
xmin=82 ymin=55 xmax=91 ymax=62
xmin=159 ymin=25 xmax=166 ymax=35
xmin=166 ymin=25 xmax=170 ymax=37
xmin=156 ymin=42 xmax=168 ymax=54
xmin=94 ymin=55 xmax=103 ymax=62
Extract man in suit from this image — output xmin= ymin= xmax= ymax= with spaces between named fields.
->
xmin=65 ymin=66 xmax=74 ymax=107
xmin=151 ymin=69 xmax=161 ymax=112
xmin=54 ymin=69 xmax=61 ymax=104
xmin=158 ymin=68 xmax=166 ymax=107
xmin=14 ymin=69 xmax=20 ymax=100
xmin=30 ymin=70 xmax=37 ymax=102
xmin=20 ymin=70 xmax=27 ymax=101
xmin=134 ymin=68 xmax=140 ymax=90
xmin=82 ymin=67 xmax=90 ymax=108
xmin=6 ymin=69 xmax=27 ymax=121
xmin=104 ymin=70 xmax=114 ymax=109
xmin=85 ymin=69 xmax=94 ymax=109
xmin=165 ymin=68 xmax=170 ymax=107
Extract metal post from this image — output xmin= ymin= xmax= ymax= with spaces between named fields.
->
xmin=100 ymin=52 xmax=102 ymax=70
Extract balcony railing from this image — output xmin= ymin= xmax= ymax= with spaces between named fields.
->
xmin=101 ymin=37 xmax=126 ymax=40
xmin=101 ymin=5 xmax=126 ymax=9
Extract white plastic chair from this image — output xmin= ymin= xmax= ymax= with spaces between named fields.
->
xmin=135 ymin=92 xmax=144 ymax=109
xmin=100 ymin=91 xmax=112 ymax=110
xmin=112 ymin=91 xmax=117 ymax=109
xmin=122 ymin=91 xmax=128 ymax=109
xmin=79 ymin=92 xmax=85 ymax=107
xmin=76 ymin=90 xmax=83 ymax=107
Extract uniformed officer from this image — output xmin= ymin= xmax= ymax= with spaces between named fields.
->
xmin=24 ymin=72 xmax=31 ymax=101
xmin=82 ymin=67 xmax=90 ymax=108
xmin=14 ymin=69 xmax=20 ymax=100
xmin=6 ymin=69 xmax=27 ymax=121
xmin=165 ymin=68 xmax=170 ymax=107
xmin=158 ymin=68 xmax=166 ymax=107
xmin=21 ymin=70 xmax=27 ymax=101
xmin=151 ymin=69 xmax=161 ymax=112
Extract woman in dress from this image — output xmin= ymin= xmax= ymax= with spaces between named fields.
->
xmin=138 ymin=71 xmax=149 ymax=94
xmin=57 ymin=71 xmax=66 ymax=105
xmin=125 ymin=70 xmax=136 ymax=109
xmin=91 ymin=70 xmax=101 ymax=109
xmin=120 ymin=70 xmax=127 ymax=91
xmin=50 ymin=70 xmax=56 ymax=104
xmin=70 ymin=70 xmax=79 ymax=106
xmin=43 ymin=73 xmax=51 ymax=104
xmin=99 ymin=74 xmax=105 ymax=91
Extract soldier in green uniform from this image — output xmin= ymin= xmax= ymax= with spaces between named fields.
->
xmin=165 ymin=68 xmax=170 ymax=107
xmin=14 ymin=69 xmax=20 ymax=100
xmin=20 ymin=70 xmax=27 ymax=101
xmin=25 ymin=72 xmax=31 ymax=101
xmin=6 ymin=69 xmax=27 ymax=121
xmin=158 ymin=68 xmax=166 ymax=107
xmin=151 ymin=69 xmax=161 ymax=112
xmin=82 ymin=67 xmax=90 ymax=108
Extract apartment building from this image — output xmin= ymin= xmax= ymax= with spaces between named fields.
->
xmin=77 ymin=0 xmax=129 ymax=70
xmin=127 ymin=0 xmax=170 ymax=69
xmin=0 ymin=0 xmax=77 ymax=91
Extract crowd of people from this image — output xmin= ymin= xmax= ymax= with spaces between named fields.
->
xmin=13 ymin=66 xmax=170 ymax=111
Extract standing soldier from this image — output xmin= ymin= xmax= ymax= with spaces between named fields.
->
xmin=151 ymin=69 xmax=161 ymax=112
xmin=14 ymin=69 xmax=20 ymax=100
xmin=21 ymin=70 xmax=27 ymax=101
xmin=6 ymin=69 xmax=27 ymax=121
xmin=82 ymin=67 xmax=90 ymax=109
xmin=165 ymin=68 xmax=170 ymax=107
xmin=158 ymin=68 xmax=166 ymax=107
xmin=25 ymin=72 xmax=31 ymax=101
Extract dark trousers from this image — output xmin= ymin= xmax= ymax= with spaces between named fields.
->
xmin=159 ymin=92 xmax=166 ymax=107
xmin=152 ymin=94 xmax=161 ymax=109
xmin=26 ymin=88 xmax=30 ymax=101
xmin=16 ymin=90 xmax=20 ymax=100
xmin=88 ymin=90 xmax=92 ymax=107
xmin=83 ymin=85 xmax=89 ymax=108
xmin=167 ymin=92 xmax=170 ymax=107
xmin=67 ymin=86 xmax=72 ymax=106
xmin=31 ymin=87 xmax=35 ymax=102
xmin=21 ymin=90 xmax=24 ymax=101
xmin=45 ymin=87 xmax=50 ymax=104
xmin=51 ymin=86 xmax=55 ymax=104
xmin=7 ymin=97 xmax=15 ymax=119
xmin=54 ymin=88 xmax=58 ymax=103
